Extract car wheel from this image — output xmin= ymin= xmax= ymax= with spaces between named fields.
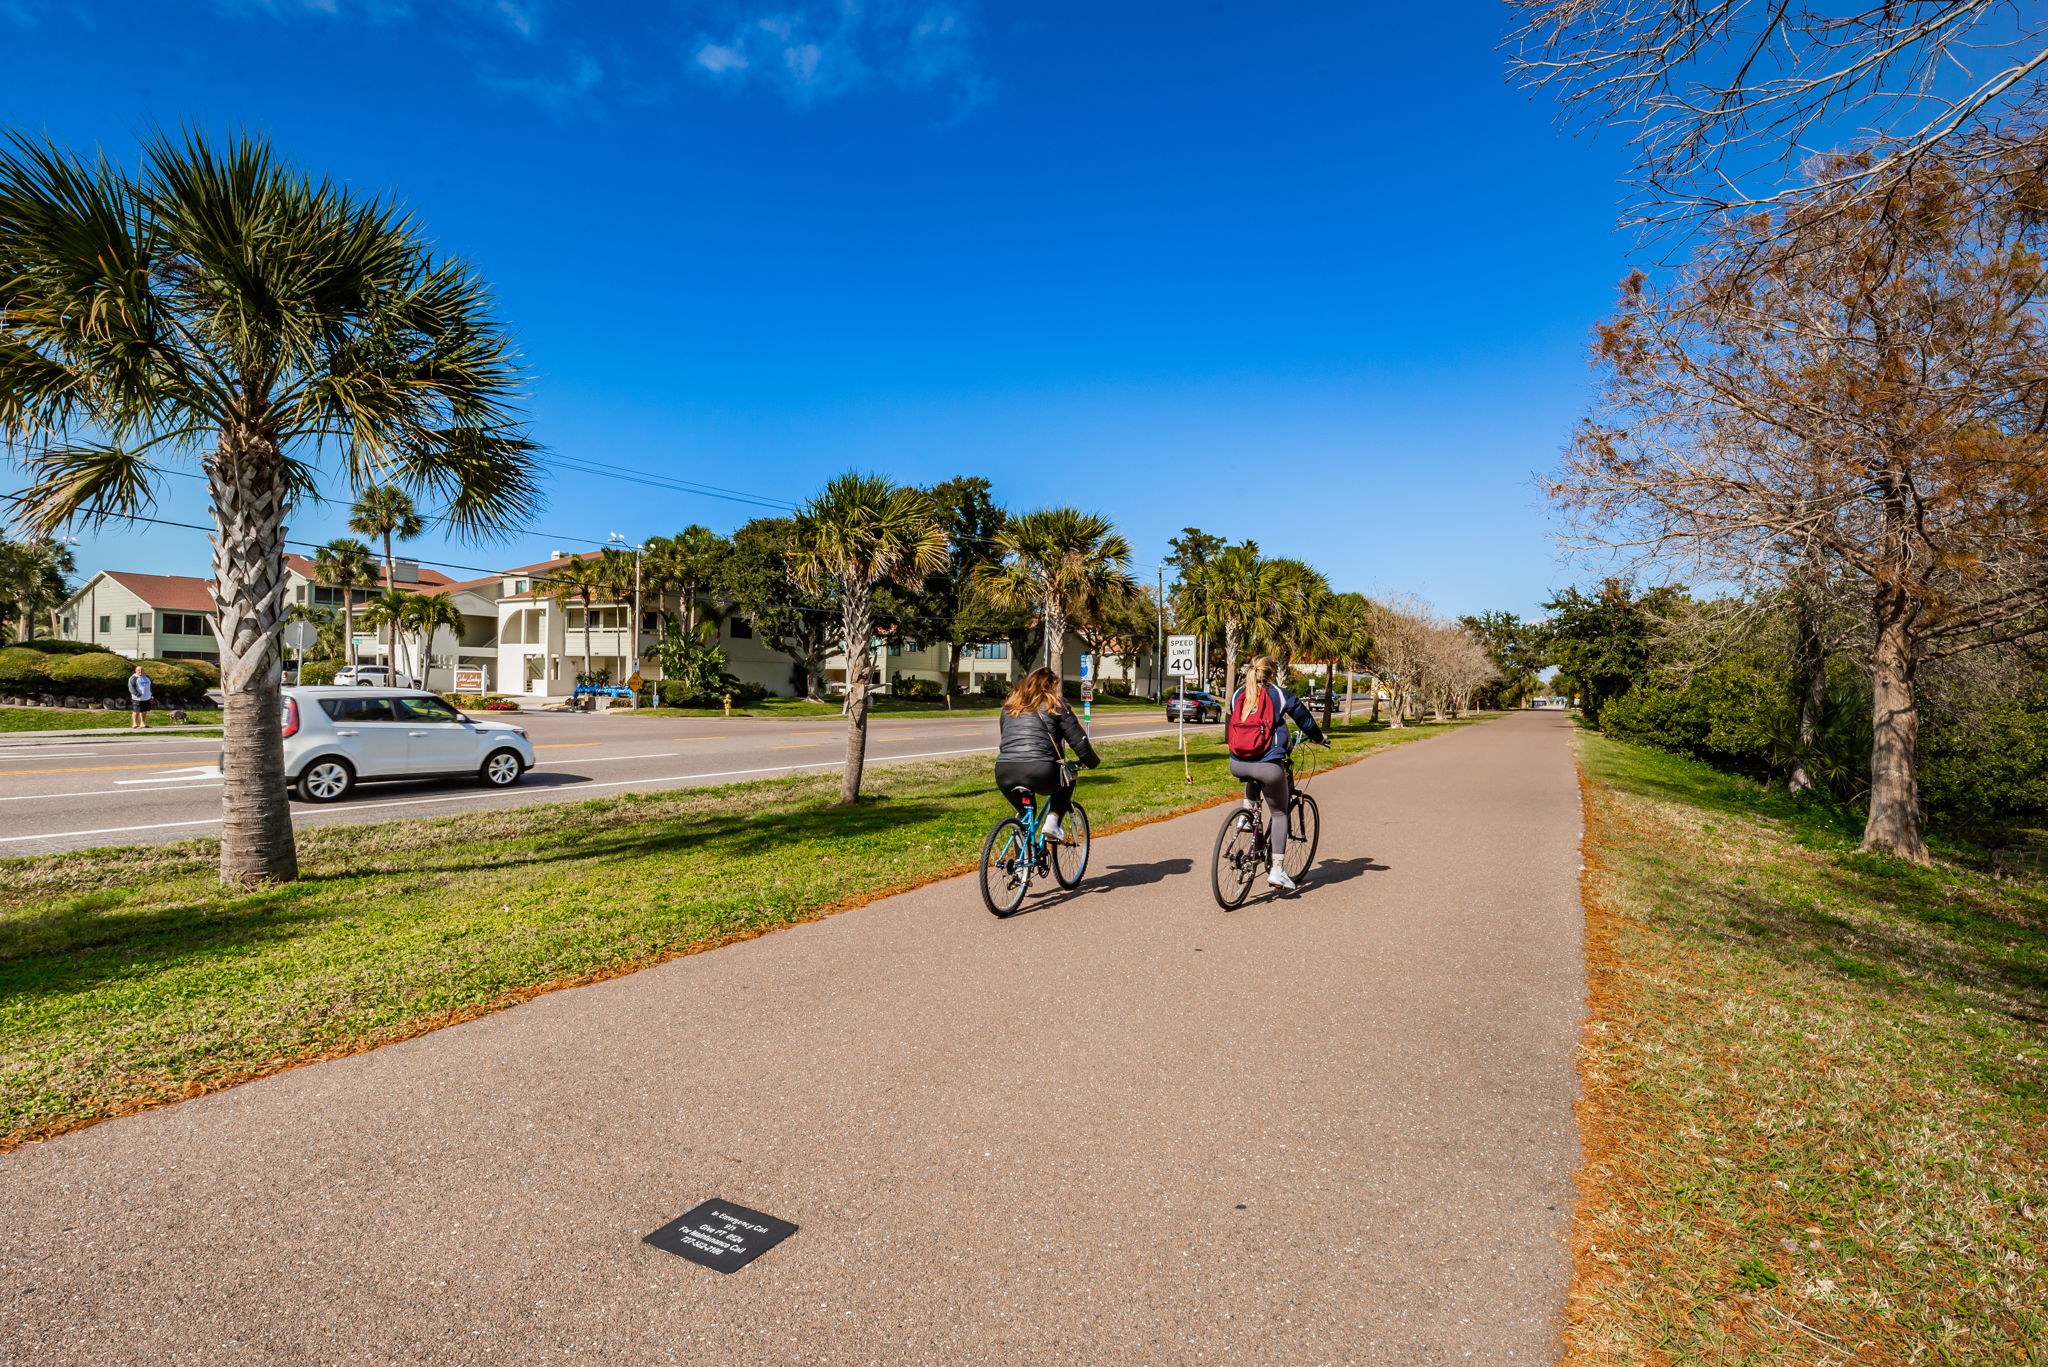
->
xmin=479 ymin=748 xmax=525 ymax=788
xmin=295 ymin=757 xmax=355 ymax=803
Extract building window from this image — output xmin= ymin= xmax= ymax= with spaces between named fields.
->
xmin=162 ymin=612 xmax=208 ymax=636
xmin=62 ymin=616 xmax=74 ymax=636
xmin=139 ymin=614 xmax=153 ymax=633
xmin=295 ymin=585 xmax=306 ymax=603
xmin=99 ymin=615 xmax=110 ymax=633
xmin=971 ymin=642 xmax=1009 ymax=660
xmin=312 ymin=585 xmax=345 ymax=607
xmin=124 ymin=613 xmax=137 ymax=629
xmin=728 ymin=616 xmax=753 ymax=639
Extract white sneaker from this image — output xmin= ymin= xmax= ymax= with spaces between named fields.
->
xmin=1043 ymin=817 xmax=1064 ymax=842
xmin=1267 ymin=867 xmax=1298 ymax=892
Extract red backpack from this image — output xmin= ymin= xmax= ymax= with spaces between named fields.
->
xmin=1226 ymin=685 xmax=1278 ymax=759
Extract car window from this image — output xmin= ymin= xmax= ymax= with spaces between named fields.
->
xmin=396 ymin=696 xmax=461 ymax=723
xmin=320 ymin=697 xmax=398 ymax=723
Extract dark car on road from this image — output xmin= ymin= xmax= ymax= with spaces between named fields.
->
xmin=1165 ymin=690 xmax=1224 ymax=723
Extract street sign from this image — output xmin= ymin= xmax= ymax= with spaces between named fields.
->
xmin=280 ymin=620 xmax=318 ymax=651
xmin=1166 ymin=634 xmax=1197 ymax=679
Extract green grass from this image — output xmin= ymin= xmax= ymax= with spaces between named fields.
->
xmin=624 ymin=694 xmax=1161 ymax=720
xmin=1571 ymin=731 xmax=2047 ymax=1365
xmin=0 ymin=707 xmax=223 ymax=733
xmin=0 ymin=714 xmax=1494 ymax=1147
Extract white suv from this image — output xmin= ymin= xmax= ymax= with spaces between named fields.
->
xmin=332 ymin=665 xmax=419 ymax=688
xmin=281 ymin=687 xmax=536 ymax=803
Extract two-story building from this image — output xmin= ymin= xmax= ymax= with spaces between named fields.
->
xmin=60 ymin=572 xmax=222 ymax=662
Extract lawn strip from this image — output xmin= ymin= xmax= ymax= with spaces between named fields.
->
xmin=1 ymin=714 xmax=1493 ymax=1150
xmin=0 ymin=707 xmax=224 ymax=733
xmin=1568 ymin=730 xmax=2047 ymax=1365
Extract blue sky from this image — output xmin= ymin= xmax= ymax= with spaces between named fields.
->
xmin=1 ymin=1 xmax=1635 ymax=617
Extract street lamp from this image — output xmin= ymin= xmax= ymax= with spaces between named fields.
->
xmin=607 ymin=532 xmax=644 ymax=703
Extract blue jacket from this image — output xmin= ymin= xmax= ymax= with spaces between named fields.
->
xmin=1229 ymin=685 xmax=1326 ymax=763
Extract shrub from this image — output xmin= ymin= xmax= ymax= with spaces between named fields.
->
xmin=890 ymin=677 xmax=942 ymax=700
xmin=1100 ymin=678 xmax=1133 ymax=698
xmin=175 ymin=658 xmax=221 ymax=686
xmin=1921 ymin=701 xmax=2048 ymax=824
xmin=13 ymin=638 xmax=106 ymax=656
xmin=979 ymin=676 xmax=1012 ymax=701
xmin=0 ymin=647 xmax=52 ymax=692
xmin=298 ymin=659 xmax=340 ymax=687
xmin=657 ymin=677 xmax=767 ymax=709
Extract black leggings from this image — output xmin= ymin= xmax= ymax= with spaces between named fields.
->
xmin=994 ymin=759 xmax=1074 ymax=818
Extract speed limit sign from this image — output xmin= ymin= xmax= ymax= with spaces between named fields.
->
xmin=1166 ymin=634 xmax=1197 ymax=680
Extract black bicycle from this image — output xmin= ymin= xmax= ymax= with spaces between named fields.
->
xmin=979 ymin=787 xmax=1092 ymax=915
xmin=1209 ymin=755 xmax=1321 ymax=908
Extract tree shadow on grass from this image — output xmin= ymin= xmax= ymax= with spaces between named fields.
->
xmin=0 ymin=796 xmax=961 ymax=999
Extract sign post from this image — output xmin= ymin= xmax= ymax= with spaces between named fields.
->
xmin=1166 ymin=634 xmax=1197 ymax=781
xmin=1079 ymin=653 xmax=1094 ymax=724
xmin=280 ymin=619 xmax=317 ymax=685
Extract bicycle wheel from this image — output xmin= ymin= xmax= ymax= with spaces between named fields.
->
xmin=1051 ymin=801 xmax=1091 ymax=888
xmin=979 ymin=817 xmax=1032 ymax=916
xmin=1284 ymin=792 xmax=1321 ymax=882
xmin=1210 ymin=808 xmax=1260 ymax=909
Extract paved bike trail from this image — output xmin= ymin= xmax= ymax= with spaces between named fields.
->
xmin=0 ymin=711 xmax=1585 ymax=1366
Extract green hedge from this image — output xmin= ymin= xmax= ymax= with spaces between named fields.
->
xmin=0 ymin=648 xmax=209 ymax=704
xmin=890 ymin=677 xmax=943 ymax=700
xmin=10 ymin=638 xmax=106 ymax=656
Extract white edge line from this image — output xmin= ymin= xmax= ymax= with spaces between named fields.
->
xmin=0 ymin=730 xmax=1184 ymax=846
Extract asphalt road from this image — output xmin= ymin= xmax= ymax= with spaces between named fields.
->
xmin=0 ymin=709 xmax=1188 ymax=856
xmin=0 ymin=711 xmax=1584 ymax=1365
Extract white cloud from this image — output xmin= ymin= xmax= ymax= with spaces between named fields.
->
xmin=683 ymin=1 xmax=983 ymax=105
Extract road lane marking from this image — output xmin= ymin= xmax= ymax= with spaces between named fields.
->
xmin=1 ymin=729 xmax=1185 ymax=845
xmin=0 ymin=761 xmax=208 ymax=777
xmin=0 ymin=782 xmax=223 ymax=803
xmin=537 ymin=753 xmax=677 ymax=765
xmin=770 ymin=743 xmax=822 ymax=750
xmin=115 ymin=766 xmax=220 ymax=784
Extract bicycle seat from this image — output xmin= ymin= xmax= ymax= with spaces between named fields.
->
xmin=1007 ymin=786 xmax=1037 ymax=800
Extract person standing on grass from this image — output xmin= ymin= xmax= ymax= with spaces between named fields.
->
xmin=127 ymin=665 xmax=154 ymax=730
xmin=993 ymin=666 xmax=1099 ymax=842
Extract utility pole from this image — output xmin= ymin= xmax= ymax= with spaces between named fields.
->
xmin=609 ymin=532 xmax=645 ymax=704
xmin=1155 ymin=565 xmax=1165 ymax=701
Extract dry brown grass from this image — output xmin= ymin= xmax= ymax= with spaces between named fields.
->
xmin=1566 ymin=732 xmax=2047 ymax=1365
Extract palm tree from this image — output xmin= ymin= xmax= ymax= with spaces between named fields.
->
xmin=311 ymin=537 xmax=377 ymax=667
xmin=1185 ymin=544 xmax=1274 ymax=702
xmin=1261 ymin=558 xmax=1332 ymax=681
xmin=547 ymin=556 xmax=606 ymax=685
xmin=401 ymin=592 xmax=465 ymax=687
xmin=1323 ymin=592 xmax=1375 ymax=723
xmin=642 ymin=526 xmax=726 ymax=636
xmin=790 ymin=473 xmax=947 ymax=805
xmin=0 ymin=536 xmax=74 ymax=641
xmin=356 ymin=589 xmax=414 ymax=678
xmin=977 ymin=508 xmax=1136 ymax=682
xmin=0 ymin=131 xmax=538 ymax=883
xmin=349 ymin=485 xmax=424 ymax=682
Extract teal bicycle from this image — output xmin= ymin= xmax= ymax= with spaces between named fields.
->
xmin=979 ymin=786 xmax=1092 ymax=915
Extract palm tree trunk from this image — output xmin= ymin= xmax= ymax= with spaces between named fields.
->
xmin=582 ymin=591 xmax=594 ymax=681
xmin=209 ymin=443 xmax=298 ymax=885
xmin=381 ymin=531 xmax=396 ymax=676
xmin=1223 ymin=620 xmax=1240 ymax=706
xmin=1043 ymin=598 xmax=1068 ymax=680
xmin=341 ymin=589 xmax=355 ymax=668
xmin=839 ymin=582 xmax=875 ymax=804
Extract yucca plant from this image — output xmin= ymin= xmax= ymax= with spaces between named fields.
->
xmin=0 ymin=131 xmax=539 ymax=883
xmin=791 ymin=472 xmax=947 ymax=804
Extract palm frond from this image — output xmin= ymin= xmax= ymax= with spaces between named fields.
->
xmin=5 ymin=441 xmax=161 ymax=535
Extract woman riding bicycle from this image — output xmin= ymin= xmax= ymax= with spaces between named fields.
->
xmin=994 ymin=666 xmax=1099 ymax=842
xmin=1226 ymin=655 xmax=1328 ymax=891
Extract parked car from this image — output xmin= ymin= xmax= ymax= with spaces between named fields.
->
xmin=1165 ymin=690 xmax=1224 ymax=723
xmin=332 ymin=664 xmax=420 ymax=689
xmin=277 ymin=687 xmax=535 ymax=803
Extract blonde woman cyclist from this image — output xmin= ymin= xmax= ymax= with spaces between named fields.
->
xmin=994 ymin=667 xmax=1100 ymax=841
xmin=1225 ymin=655 xmax=1328 ymax=890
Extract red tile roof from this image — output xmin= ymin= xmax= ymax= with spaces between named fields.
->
xmin=283 ymin=554 xmax=454 ymax=590
xmin=101 ymin=572 xmax=218 ymax=612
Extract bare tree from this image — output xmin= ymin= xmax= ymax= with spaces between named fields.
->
xmin=1509 ymin=1 xmax=2048 ymax=226
xmin=1551 ymin=156 xmax=2048 ymax=860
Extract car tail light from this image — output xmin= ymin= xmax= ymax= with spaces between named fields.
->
xmin=281 ymin=697 xmax=299 ymax=739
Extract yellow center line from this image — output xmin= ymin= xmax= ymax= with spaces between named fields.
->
xmin=771 ymin=743 xmax=823 ymax=750
xmin=0 ymin=761 xmax=193 ymax=777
